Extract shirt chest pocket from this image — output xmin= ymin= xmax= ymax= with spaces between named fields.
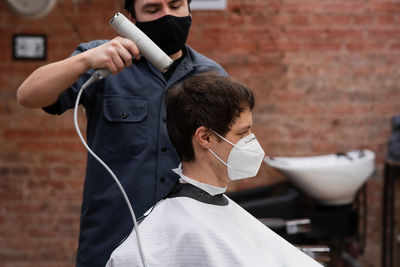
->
xmin=102 ymin=96 xmax=148 ymax=155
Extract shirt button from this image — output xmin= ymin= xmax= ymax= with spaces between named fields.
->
xmin=161 ymin=147 xmax=167 ymax=152
xmin=160 ymin=177 xmax=166 ymax=183
xmin=122 ymin=112 xmax=129 ymax=119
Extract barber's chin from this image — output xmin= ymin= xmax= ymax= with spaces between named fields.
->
xmin=169 ymin=50 xmax=183 ymax=60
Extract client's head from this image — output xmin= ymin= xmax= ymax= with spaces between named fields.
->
xmin=166 ymin=72 xmax=255 ymax=163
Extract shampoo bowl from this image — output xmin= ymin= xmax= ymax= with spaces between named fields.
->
xmin=264 ymin=150 xmax=375 ymax=205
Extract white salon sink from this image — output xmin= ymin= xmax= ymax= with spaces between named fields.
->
xmin=264 ymin=150 xmax=375 ymax=205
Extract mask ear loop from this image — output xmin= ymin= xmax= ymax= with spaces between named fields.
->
xmin=208 ymin=148 xmax=232 ymax=169
xmin=208 ymin=129 xmax=235 ymax=169
xmin=209 ymin=129 xmax=237 ymax=148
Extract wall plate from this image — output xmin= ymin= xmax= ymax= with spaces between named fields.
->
xmin=13 ymin=34 xmax=47 ymax=60
xmin=191 ymin=0 xmax=227 ymax=10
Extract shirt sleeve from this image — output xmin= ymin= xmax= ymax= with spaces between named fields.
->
xmin=42 ymin=40 xmax=108 ymax=115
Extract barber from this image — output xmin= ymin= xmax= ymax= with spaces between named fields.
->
xmin=16 ymin=0 xmax=227 ymax=266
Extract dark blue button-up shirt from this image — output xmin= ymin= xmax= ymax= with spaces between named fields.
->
xmin=43 ymin=40 xmax=226 ymax=267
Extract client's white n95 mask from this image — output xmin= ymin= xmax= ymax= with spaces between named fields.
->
xmin=208 ymin=131 xmax=265 ymax=180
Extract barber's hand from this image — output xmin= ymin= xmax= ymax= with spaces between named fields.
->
xmin=85 ymin=36 xmax=141 ymax=75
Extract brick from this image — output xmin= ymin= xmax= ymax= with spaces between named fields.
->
xmin=368 ymin=29 xmax=400 ymax=40
xmin=299 ymin=1 xmax=367 ymax=13
xmin=18 ymin=142 xmax=61 ymax=152
xmin=369 ymin=2 xmax=400 ymax=12
xmin=390 ymin=42 xmax=400 ymax=50
xmin=345 ymin=42 xmax=385 ymax=52
xmin=0 ymin=252 xmax=29 ymax=261
xmin=289 ymin=15 xmax=309 ymax=25
xmin=302 ymin=42 xmax=342 ymax=51
xmin=311 ymin=14 xmax=353 ymax=26
xmin=61 ymin=142 xmax=86 ymax=152
xmin=52 ymin=167 xmax=71 ymax=177
xmin=285 ymin=29 xmax=326 ymax=40
xmin=3 ymin=129 xmax=42 ymax=139
xmin=377 ymin=15 xmax=396 ymax=25
xmin=41 ymin=153 xmax=85 ymax=164
xmin=325 ymin=29 xmax=364 ymax=40
xmin=10 ymin=166 xmax=30 ymax=176
xmin=260 ymin=42 xmax=301 ymax=52
xmin=281 ymin=2 xmax=325 ymax=13
xmin=5 ymin=202 xmax=47 ymax=213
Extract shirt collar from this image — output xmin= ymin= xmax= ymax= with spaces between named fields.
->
xmin=172 ymin=163 xmax=227 ymax=196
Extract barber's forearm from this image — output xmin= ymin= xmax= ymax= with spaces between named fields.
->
xmin=16 ymin=52 xmax=90 ymax=109
xmin=17 ymin=37 xmax=139 ymax=109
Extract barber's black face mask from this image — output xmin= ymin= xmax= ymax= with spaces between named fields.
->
xmin=136 ymin=15 xmax=192 ymax=55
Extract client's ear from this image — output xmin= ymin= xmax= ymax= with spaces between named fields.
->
xmin=194 ymin=126 xmax=211 ymax=149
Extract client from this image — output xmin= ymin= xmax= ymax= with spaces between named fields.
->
xmin=106 ymin=72 xmax=322 ymax=266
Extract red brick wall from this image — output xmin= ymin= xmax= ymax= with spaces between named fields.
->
xmin=1 ymin=0 xmax=399 ymax=266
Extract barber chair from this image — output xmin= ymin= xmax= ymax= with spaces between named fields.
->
xmin=227 ymin=182 xmax=331 ymax=266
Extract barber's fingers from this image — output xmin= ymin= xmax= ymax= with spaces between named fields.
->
xmin=106 ymin=37 xmax=136 ymax=71
xmin=114 ymin=41 xmax=134 ymax=69
xmin=117 ymin=36 xmax=141 ymax=61
xmin=87 ymin=37 xmax=141 ymax=74
xmin=110 ymin=52 xmax=126 ymax=73
xmin=100 ymin=40 xmax=124 ymax=74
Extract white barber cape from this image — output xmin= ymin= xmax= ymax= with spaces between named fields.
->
xmin=106 ymin=167 xmax=322 ymax=267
